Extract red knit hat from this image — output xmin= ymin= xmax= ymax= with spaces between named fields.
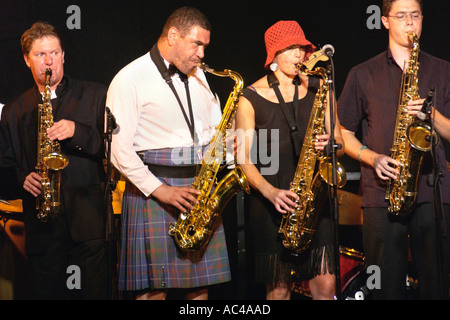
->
xmin=264 ymin=20 xmax=316 ymax=69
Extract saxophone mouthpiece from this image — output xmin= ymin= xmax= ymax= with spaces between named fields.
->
xmin=197 ymin=62 xmax=209 ymax=70
xmin=407 ymin=32 xmax=418 ymax=42
xmin=296 ymin=63 xmax=307 ymax=73
xmin=44 ymin=68 xmax=52 ymax=84
xmin=198 ymin=62 xmax=215 ymax=74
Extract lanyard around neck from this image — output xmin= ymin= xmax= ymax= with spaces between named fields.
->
xmin=267 ymin=72 xmax=301 ymax=156
xmin=149 ymin=44 xmax=197 ymax=144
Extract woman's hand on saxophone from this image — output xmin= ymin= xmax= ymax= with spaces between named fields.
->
xmin=23 ymin=172 xmax=42 ymax=197
xmin=264 ymin=185 xmax=299 ymax=214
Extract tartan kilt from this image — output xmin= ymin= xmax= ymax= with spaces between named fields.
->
xmin=118 ymin=147 xmax=231 ymax=291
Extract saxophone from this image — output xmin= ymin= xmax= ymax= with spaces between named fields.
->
xmin=36 ymin=68 xmax=69 ymax=222
xmin=168 ymin=63 xmax=250 ymax=251
xmin=278 ymin=55 xmax=346 ymax=253
xmin=385 ymin=33 xmax=438 ymax=217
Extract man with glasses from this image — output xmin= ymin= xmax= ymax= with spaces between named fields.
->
xmin=338 ymin=0 xmax=450 ymax=299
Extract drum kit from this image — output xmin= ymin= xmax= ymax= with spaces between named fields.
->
xmin=0 ymin=197 xmax=28 ymax=300
xmin=0 ymin=198 xmax=25 ymax=257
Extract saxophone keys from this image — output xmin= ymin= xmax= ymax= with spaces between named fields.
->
xmin=180 ymin=212 xmax=188 ymax=220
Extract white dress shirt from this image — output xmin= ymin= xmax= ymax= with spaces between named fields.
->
xmin=106 ymin=53 xmax=221 ymax=197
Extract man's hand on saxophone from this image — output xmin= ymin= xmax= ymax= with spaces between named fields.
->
xmin=151 ymin=184 xmax=200 ymax=213
xmin=341 ymin=127 xmax=400 ymax=181
xmin=47 ymin=119 xmax=75 ymax=141
xmin=406 ymin=97 xmax=425 ymax=115
xmin=373 ymin=154 xmax=400 ymax=181
xmin=23 ymin=172 xmax=42 ymax=197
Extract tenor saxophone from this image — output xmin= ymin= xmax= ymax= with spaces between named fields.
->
xmin=36 ymin=68 xmax=69 ymax=222
xmin=385 ymin=33 xmax=438 ymax=217
xmin=168 ymin=63 xmax=250 ymax=251
xmin=278 ymin=54 xmax=346 ymax=253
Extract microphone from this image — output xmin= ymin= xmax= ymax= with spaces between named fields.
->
xmin=417 ymin=86 xmax=435 ymax=121
xmin=106 ymin=107 xmax=120 ymax=134
xmin=322 ymin=44 xmax=335 ymax=57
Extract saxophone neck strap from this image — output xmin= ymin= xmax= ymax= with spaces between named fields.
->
xmin=267 ymin=72 xmax=302 ymax=156
xmin=149 ymin=44 xmax=197 ymax=145
xmin=149 ymin=44 xmax=172 ymax=83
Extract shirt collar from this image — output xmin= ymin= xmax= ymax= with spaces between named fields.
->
xmin=387 ymin=48 xmax=397 ymax=66
xmin=386 ymin=47 xmax=423 ymax=68
xmin=35 ymin=75 xmax=68 ymax=98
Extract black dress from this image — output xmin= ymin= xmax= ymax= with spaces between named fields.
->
xmin=243 ymin=75 xmax=335 ymax=285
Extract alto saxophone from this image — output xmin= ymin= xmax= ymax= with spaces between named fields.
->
xmin=168 ymin=63 xmax=250 ymax=251
xmin=36 ymin=68 xmax=69 ymax=222
xmin=278 ymin=53 xmax=346 ymax=253
xmin=385 ymin=33 xmax=438 ymax=217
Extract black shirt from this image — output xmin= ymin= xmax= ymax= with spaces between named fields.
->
xmin=337 ymin=49 xmax=450 ymax=207
xmin=0 ymin=76 xmax=107 ymax=253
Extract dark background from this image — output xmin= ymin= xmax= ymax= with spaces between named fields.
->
xmin=1 ymin=0 xmax=449 ymax=105
xmin=1 ymin=0 xmax=448 ymax=173
xmin=0 ymin=0 xmax=448 ymax=300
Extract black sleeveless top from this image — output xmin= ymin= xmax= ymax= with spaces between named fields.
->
xmin=242 ymin=75 xmax=321 ymax=255
xmin=243 ymin=75 xmax=320 ymax=190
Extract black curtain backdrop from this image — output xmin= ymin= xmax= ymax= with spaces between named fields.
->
xmin=2 ymin=0 xmax=448 ymax=174
xmin=1 ymin=0 xmax=449 ymax=105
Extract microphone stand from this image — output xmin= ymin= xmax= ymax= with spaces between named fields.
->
xmin=325 ymin=55 xmax=342 ymax=300
xmin=426 ymin=92 xmax=446 ymax=300
xmin=104 ymin=108 xmax=118 ymax=300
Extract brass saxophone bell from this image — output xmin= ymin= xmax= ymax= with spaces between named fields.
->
xmin=407 ymin=122 xmax=439 ymax=152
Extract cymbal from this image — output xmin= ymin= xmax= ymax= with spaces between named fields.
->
xmin=337 ymin=190 xmax=362 ymax=225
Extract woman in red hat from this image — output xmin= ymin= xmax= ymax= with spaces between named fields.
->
xmin=236 ymin=20 xmax=345 ymax=300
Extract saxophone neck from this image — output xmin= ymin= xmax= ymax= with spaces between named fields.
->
xmin=407 ymin=33 xmax=420 ymax=59
xmin=198 ymin=62 xmax=244 ymax=131
xmin=44 ymin=67 xmax=52 ymax=82
xmin=299 ymin=66 xmax=328 ymax=80
xmin=197 ymin=62 xmax=243 ymax=88
xmin=44 ymin=68 xmax=52 ymax=88
xmin=41 ymin=68 xmax=53 ymax=101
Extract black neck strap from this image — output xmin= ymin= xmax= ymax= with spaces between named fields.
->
xmin=149 ymin=44 xmax=197 ymax=144
xmin=267 ymin=72 xmax=302 ymax=156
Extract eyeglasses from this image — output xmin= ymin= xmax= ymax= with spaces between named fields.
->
xmin=387 ymin=12 xmax=423 ymax=22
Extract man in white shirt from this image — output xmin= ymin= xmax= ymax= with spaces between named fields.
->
xmin=106 ymin=6 xmax=231 ymax=300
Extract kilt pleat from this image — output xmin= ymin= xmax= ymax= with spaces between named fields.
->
xmin=118 ymin=147 xmax=231 ymax=291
